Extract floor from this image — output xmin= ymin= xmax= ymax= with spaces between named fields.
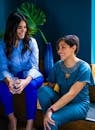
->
xmin=0 ymin=113 xmax=43 ymax=130
xmin=17 ymin=127 xmax=43 ymax=130
xmin=1 ymin=117 xmax=95 ymax=130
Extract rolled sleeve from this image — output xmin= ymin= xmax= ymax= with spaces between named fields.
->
xmin=27 ymin=68 xmax=42 ymax=79
xmin=2 ymin=70 xmax=12 ymax=78
xmin=24 ymin=37 xmax=42 ymax=79
xmin=76 ymin=62 xmax=95 ymax=86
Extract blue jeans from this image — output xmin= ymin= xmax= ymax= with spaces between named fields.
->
xmin=0 ymin=75 xmax=44 ymax=120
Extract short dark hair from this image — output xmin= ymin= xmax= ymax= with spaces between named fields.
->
xmin=56 ymin=35 xmax=79 ymax=54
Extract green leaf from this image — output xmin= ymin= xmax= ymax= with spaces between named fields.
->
xmin=17 ymin=1 xmax=48 ymax=43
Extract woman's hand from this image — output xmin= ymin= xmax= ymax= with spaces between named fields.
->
xmin=9 ymin=80 xmax=16 ymax=94
xmin=4 ymin=77 xmax=16 ymax=94
xmin=13 ymin=79 xmax=28 ymax=94
xmin=44 ymin=109 xmax=55 ymax=130
xmin=15 ymin=76 xmax=32 ymax=94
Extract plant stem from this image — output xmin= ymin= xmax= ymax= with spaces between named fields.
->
xmin=39 ymin=29 xmax=48 ymax=44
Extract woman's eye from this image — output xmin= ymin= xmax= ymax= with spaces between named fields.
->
xmin=17 ymin=26 xmax=26 ymax=29
xmin=17 ymin=27 xmax=22 ymax=29
xmin=61 ymin=46 xmax=66 ymax=49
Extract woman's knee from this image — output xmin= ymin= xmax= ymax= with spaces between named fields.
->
xmin=38 ymin=86 xmax=52 ymax=101
xmin=27 ymin=76 xmax=44 ymax=90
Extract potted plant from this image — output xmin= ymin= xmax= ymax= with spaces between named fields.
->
xmin=17 ymin=1 xmax=54 ymax=77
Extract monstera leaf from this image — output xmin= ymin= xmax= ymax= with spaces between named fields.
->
xmin=17 ymin=1 xmax=48 ymax=43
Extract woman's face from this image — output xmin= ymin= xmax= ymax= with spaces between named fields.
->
xmin=16 ymin=20 xmax=27 ymax=39
xmin=57 ymin=40 xmax=75 ymax=60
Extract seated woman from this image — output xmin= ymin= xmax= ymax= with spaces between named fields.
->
xmin=38 ymin=35 xmax=94 ymax=130
xmin=0 ymin=11 xmax=44 ymax=130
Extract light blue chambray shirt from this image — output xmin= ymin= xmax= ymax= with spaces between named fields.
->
xmin=0 ymin=37 xmax=42 ymax=80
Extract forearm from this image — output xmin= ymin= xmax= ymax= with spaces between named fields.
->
xmin=50 ymin=91 xmax=75 ymax=112
xmin=25 ymin=76 xmax=32 ymax=84
xmin=50 ymin=82 xmax=86 ymax=112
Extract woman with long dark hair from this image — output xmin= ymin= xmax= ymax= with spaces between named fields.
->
xmin=0 ymin=11 xmax=44 ymax=130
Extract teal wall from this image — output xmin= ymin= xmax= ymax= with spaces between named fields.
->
xmin=0 ymin=0 xmax=18 ymax=31
xmin=35 ymin=0 xmax=91 ymax=63
xmin=0 ymin=0 xmax=92 ymax=63
xmin=0 ymin=0 xmax=6 ymax=32
xmin=91 ymin=0 xmax=95 ymax=63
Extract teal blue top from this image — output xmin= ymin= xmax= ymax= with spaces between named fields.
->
xmin=0 ymin=37 xmax=42 ymax=80
xmin=47 ymin=60 xmax=95 ymax=103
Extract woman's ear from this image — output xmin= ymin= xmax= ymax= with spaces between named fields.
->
xmin=72 ymin=45 xmax=77 ymax=53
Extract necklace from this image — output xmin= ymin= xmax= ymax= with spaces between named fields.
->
xmin=65 ymin=72 xmax=71 ymax=79
xmin=61 ymin=60 xmax=81 ymax=79
xmin=63 ymin=67 xmax=72 ymax=79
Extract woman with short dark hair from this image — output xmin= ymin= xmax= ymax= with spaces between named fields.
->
xmin=38 ymin=35 xmax=94 ymax=130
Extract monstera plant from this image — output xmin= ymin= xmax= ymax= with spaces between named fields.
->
xmin=17 ymin=1 xmax=54 ymax=78
xmin=17 ymin=1 xmax=48 ymax=44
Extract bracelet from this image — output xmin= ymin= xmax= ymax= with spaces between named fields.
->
xmin=49 ymin=107 xmax=55 ymax=113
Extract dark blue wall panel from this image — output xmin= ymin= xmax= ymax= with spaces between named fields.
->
xmin=0 ymin=0 xmax=18 ymax=31
xmin=0 ymin=0 xmax=91 ymax=63
xmin=35 ymin=0 xmax=91 ymax=63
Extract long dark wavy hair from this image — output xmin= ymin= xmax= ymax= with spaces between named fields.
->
xmin=4 ymin=11 xmax=31 ymax=58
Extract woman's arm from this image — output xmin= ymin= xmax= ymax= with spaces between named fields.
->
xmin=0 ymin=42 xmax=12 ymax=80
xmin=50 ymin=81 xmax=86 ymax=111
xmin=26 ymin=37 xmax=42 ymax=79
